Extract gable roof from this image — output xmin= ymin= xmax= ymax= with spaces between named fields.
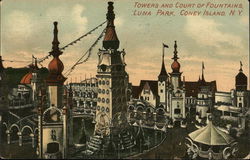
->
xmin=184 ymin=80 xmax=217 ymax=98
xmin=132 ymin=80 xmax=158 ymax=98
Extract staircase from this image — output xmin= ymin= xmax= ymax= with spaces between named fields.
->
xmin=120 ymin=131 xmax=135 ymax=150
xmin=84 ymin=135 xmax=103 ymax=156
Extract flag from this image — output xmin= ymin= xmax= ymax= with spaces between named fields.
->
xmin=163 ymin=43 xmax=169 ymax=48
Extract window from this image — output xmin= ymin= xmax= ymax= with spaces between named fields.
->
xmin=106 ymin=108 xmax=110 ymax=112
xmin=106 ymin=98 xmax=110 ymax=104
xmin=98 ymin=89 xmax=101 ymax=94
xmin=239 ymin=103 xmax=242 ymax=108
xmin=174 ymin=108 xmax=181 ymax=114
xmin=106 ymin=81 xmax=110 ymax=85
xmin=102 ymin=98 xmax=105 ymax=103
xmin=160 ymin=89 xmax=163 ymax=93
xmin=106 ymin=89 xmax=109 ymax=94
xmin=102 ymin=89 xmax=105 ymax=94
xmin=102 ymin=80 xmax=105 ymax=85
xmin=99 ymin=80 xmax=102 ymax=85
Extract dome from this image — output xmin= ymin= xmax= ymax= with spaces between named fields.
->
xmin=171 ymin=60 xmax=180 ymax=73
xmin=20 ymin=72 xmax=32 ymax=84
xmin=48 ymin=57 xmax=64 ymax=74
xmin=235 ymin=71 xmax=247 ymax=86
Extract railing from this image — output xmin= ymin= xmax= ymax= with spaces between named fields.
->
xmin=199 ymin=150 xmax=223 ymax=159
xmin=44 ymin=151 xmax=62 ymax=159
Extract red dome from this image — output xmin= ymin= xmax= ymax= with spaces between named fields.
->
xmin=171 ymin=60 xmax=180 ymax=73
xmin=48 ymin=57 xmax=64 ymax=74
xmin=20 ymin=72 xmax=32 ymax=84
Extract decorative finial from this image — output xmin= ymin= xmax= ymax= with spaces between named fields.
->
xmin=239 ymin=61 xmax=243 ymax=72
xmin=107 ymin=1 xmax=115 ymax=22
xmin=172 ymin=40 xmax=179 ymax=60
xmin=50 ymin=21 xmax=62 ymax=57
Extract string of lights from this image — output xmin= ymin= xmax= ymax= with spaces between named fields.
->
xmin=64 ymin=28 xmax=106 ymax=77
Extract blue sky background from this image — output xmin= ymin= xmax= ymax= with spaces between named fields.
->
xmin=0 ymin=0 xmax=249 ymax=91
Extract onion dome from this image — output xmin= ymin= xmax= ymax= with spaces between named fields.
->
xmin=20 ymin=61 xmax=39 ymax=84
xmin=189 ymin=120 xmax=234 ymax=146
xmin=48 ymin=57 xmax=64 ymax=74
xmin=103 ymin=2 xmax=120 ymax=50
xmin=235 ymin=61 xmax=247 ymax=91
xmin=20 ymin=72 xmax=32 ymax=84
xmin=46 ymin=22 xmax=66 ymax=85
xmin=171 ymin=41 xmax=181 ymax=73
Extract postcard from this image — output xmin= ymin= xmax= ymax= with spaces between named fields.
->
xmin=0 ymin=0 xmax=249 ymax=159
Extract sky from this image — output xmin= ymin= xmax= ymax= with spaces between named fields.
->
xmin=0 ymin=0 xmax=249 ymax=91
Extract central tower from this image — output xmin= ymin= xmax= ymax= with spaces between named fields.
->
xmin=95 ymin=1 xmax=128 ymax=136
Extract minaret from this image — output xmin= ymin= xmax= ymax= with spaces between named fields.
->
xmin=95 ymin=1 xmax=128 ymax=136
xmin=46 ymin=21 xmax=66 ymax=108
xmin=0 ymin=56 xmax=9 ymax=123
xmin=31 ymin=57 xmax=41 ymax=102
xmin=169 ymin=41 xmax=182 ymax=91
xmin=168 ymin=41 xmax=186 ymax=125
xmin=38 ymin=22 xmax=68 ymax=159
xmin=235 ymin=61 xmax=247 ymax=109
xmin=158 ymin=44 xmax=168 ymax=109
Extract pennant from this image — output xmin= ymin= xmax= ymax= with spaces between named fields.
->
xmin=163 ymin=43 xmax=169 ymax=48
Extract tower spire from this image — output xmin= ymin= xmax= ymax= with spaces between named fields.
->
xmin=201 ymin=61 xmax=205 ymax=82
xmin=46 ymin=22 xmax=66 ymax=86
xmin=159 ymin=43 xmax=168 ymax=80
xmin=50 ymin=22 xmax=62 ymax=57
xmin=103 ymin=1 xmax=120 ymax=50
xmin=171 ymin=41 xmax=181 ymax=73
xmin=172 ymin=41 xmax=179 ymax=60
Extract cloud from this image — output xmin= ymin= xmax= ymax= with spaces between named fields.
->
xmin=71 ymin=4 xmax=88 ymax=33
xmin=185 ymin=16 xmax=243 ymax=49
xmin=5 ymin=10 xmax=34 ymax=40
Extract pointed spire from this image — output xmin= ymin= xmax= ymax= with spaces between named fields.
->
xmin=49 ymin=21 xmax=62 ymax=57
xmin=46 ymin=22 xmax=66 ymax=85
xmin=201 ymin=61 xmax=205 ymax=82
xmin=103 ymin=1 xmax=120 ymax=50
xmin=198 ymin=75 xmax=201 ymax=82
xmin=158 ymin=44 xmax=168 ymax=80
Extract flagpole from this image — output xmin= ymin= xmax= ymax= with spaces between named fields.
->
xmin=162 ymin=43 xmax=164 ymax=61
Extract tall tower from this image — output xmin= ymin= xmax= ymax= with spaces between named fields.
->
xmin=170 ymin=41 xmax=181 ymax=92
xmin=38 ymin=22 xmax=69 ymax=159
xmin=0 ymin=56 xmax=9 ymax=112
xmin=30 ymin=58 xmax=41 ymax=102
xmin=168 ymin=41 xmax=186 ymax=124
xmin=235 ymin=61 xmax=248 ymax=108
xmin=158 ymin=45 xmax=169 ymax=110
xmin=95 ymin=1 xmax=128 ymax=136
